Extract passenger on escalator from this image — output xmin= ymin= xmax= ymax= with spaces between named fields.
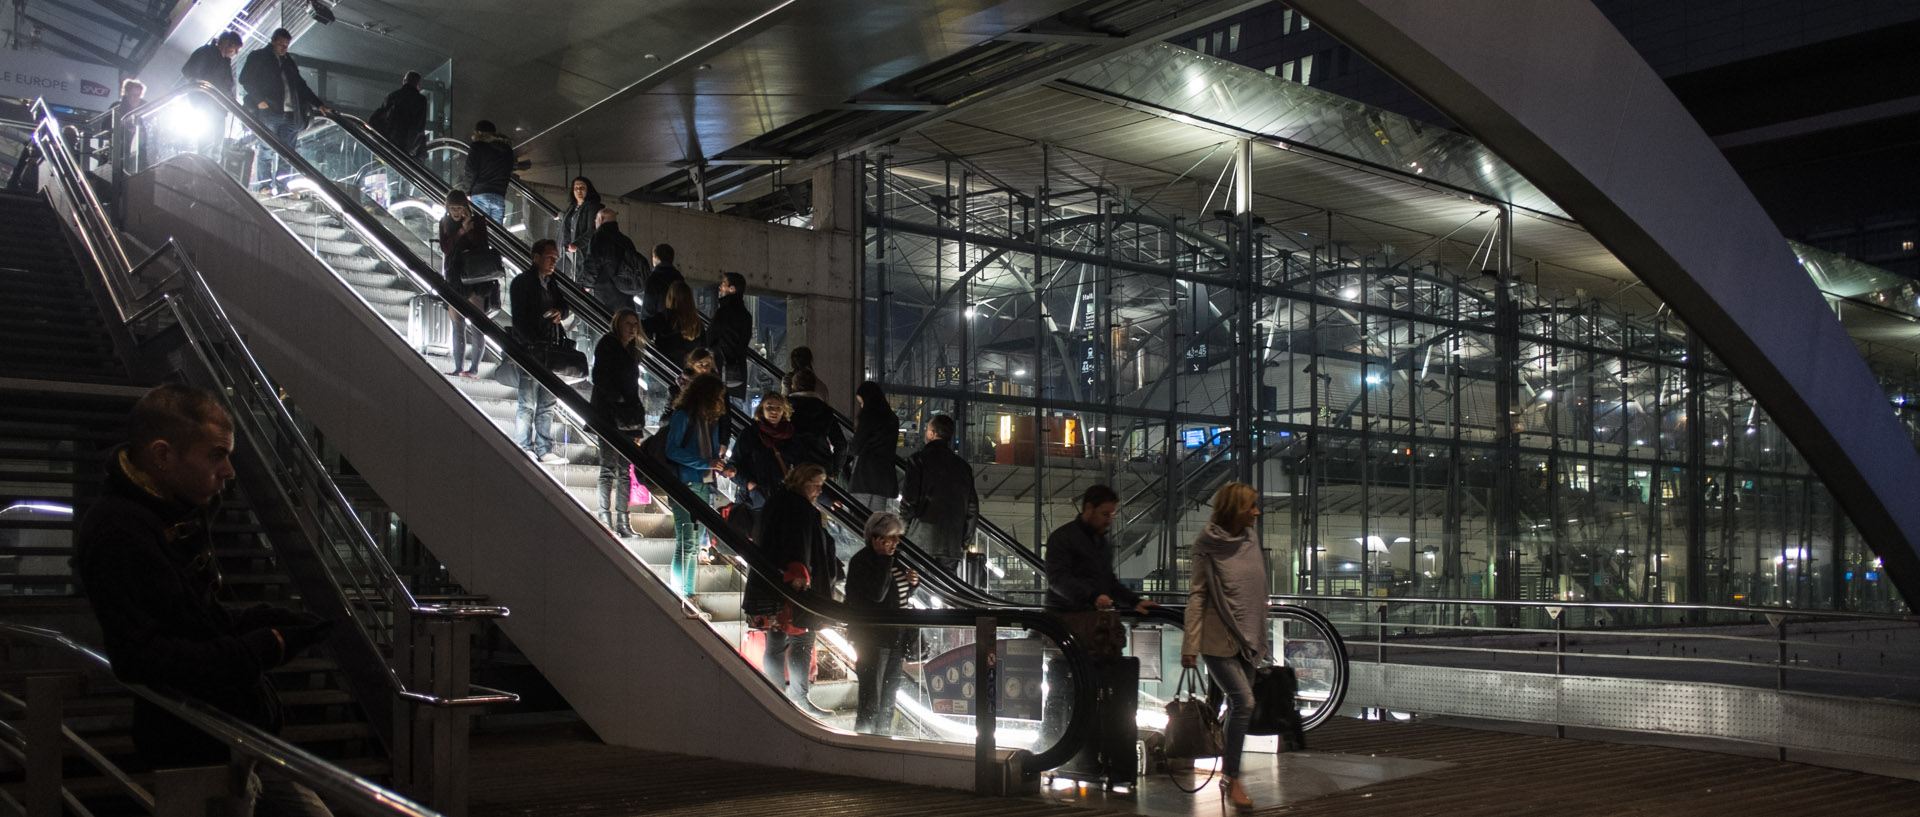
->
xmin=663 ymin=374 xmax=730 ymax=595
xmin=705 ymin=272 xmax=753 ymax=408
xmin=367 ymin=71 xmax=429 ymax=160
xmin=583 ymin=208 xmax=645 ymax=314
xmin=463 ymin=119 xmax=517 ymax=224
xmin=640 ymin=243 xmax=683 ymax=320
xmin=644 ymin=280 xmax=703 ymax=399
xmin=899 ymin=414 xmax=978 ymax=578
xmin=1180 ymin=482 xmax=1268 ymax=811
xmin=559 ymin=175 xmax=603 ymax=278
xmin=743 ymin=463 xmax=843 ymax=716
xmin=783 ymin=345 xmax=829 ymax=402
xmin=728 ymin=392 xmax=796 ymax=511
xmin=845 ymin=380 xmax=900 ymax=514
xmin=785 ymin=369 xmax=844 ymax=474
xmin=75 ymin=384 xmax=337 ymax=816
xmin=181 ymin=31 xmax=243 ymax=102
xmin=594 ymin=308 xmax=646 ymax=537
xmin=510 ymin=239 xmax=570 ymax=464
xmin=846 ymin=510 xmax=918 ymax=735
xmin=438 ymin=190 xmax=494 ymax=377
xmin=238 ymin=28 xmax=330 ymax=195
xmin=1043 ymin=484 xmax=1156 ymax=617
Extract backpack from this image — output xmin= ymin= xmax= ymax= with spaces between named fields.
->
xmin=611 ymin=246 xmax=646 ymax=296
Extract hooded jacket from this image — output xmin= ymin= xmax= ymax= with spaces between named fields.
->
xmin=464 ymin=131 xmax=515 ymax=197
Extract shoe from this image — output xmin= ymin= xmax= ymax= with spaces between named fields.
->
xmin=538 ymin=452 xmax=568 ymax=464
xmin=457 ymin=370 xmax=478 ymax=378
xmin=1222 ymin=776 xmax=1253 ymax=809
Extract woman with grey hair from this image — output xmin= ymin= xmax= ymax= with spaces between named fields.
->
xmin=845 ymin=510 xmax=919 ymax=734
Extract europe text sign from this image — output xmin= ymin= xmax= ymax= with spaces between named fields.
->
xmin=0 ymin=50 xmax=119 ymax=112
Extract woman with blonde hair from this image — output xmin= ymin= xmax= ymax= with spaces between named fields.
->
xmin=728 ymin=392 xmax=796 ymax=510
xmin=1180 ymin=481 xmax=1267 ymax=810
xmin=643 ymin=280 xmax=703 ymax=379
xmin=592 ymin=308 xmax=645 ymax=536
xmin=740 ymin=462 xmax=842 ymax=716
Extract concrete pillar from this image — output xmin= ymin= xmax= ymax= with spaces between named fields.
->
xmin=790 ymin=158 xmax=863 ymax=415
xmin=788 ymin=294 xmax=858 ymax=416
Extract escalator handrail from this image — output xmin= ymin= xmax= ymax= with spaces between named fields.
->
xmin=31 ymin=97 xmax=518 ymax=710
xmin=150 ymin=86 xmax=1098 ymax=775
xmin=1136 ymin=603 xmax=1350 ymax=731
xmin=0 ymin=622 xmax=445 ymax=817
xmin=391 ymin=131 xmax=1049 ymax=581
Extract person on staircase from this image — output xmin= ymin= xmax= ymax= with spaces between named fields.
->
xmin=438 ymin=189 xmax=493 ymax=377
xmin=75 ymin=384 xmax=335 ymax=816
xmin=463 ymin=119 xmax=516 ymax=224
xmin=784 ymin=368 xmax=843 ymax=475
xmin=728 ymin=392 xmax=796 ymax=512
xmin=744 ymin=462 xmax=842 ymax=716
xmin=899 ymin=414 xmax=977 ymax=578
xmin=558 ymin=175 xmax=603 ymax=279
xmin=583 ymin=208 xmax=644 ymax=317
xmin=845 ymin=380 xmax=899 ymax=514
xmin=368 ymin=70 xmax=429 ymax=160
xmin=238 ymin=28 xmax=330 ymax=195
xmin=846 ymin=510 xmax=917 ymax=734
xmin=705 ymin=272 xmax=753 ymax=411
xmin=510 ymin=239 xmax=569 ymax=463
xmin=594 ymin=308 xmax=646 ymax=537
xmin=663 ymin=373 xmax=729 ymax=595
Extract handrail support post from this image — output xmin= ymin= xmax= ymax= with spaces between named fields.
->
xmin=974 ymin=616 xmax=999 ymax=795
xmin=23 ymin=675 xmax=63 ymax=817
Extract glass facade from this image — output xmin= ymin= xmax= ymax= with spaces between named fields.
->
xmin=859 ymin=146 xmax=1909 ymax=615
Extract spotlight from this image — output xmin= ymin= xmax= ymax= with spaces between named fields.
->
xmin=309 ymin=0 xmax=335 ymax=24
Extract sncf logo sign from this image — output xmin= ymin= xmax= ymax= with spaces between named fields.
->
xmin=81 ymin=79 xmax=110 ymax=97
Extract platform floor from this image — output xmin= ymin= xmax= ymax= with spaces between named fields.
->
xmin=468 ymin=717 xmax=1920 ymax=817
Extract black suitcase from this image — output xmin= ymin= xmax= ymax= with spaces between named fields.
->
xmin=1053 ymin=655 xmax=1138 ymax=788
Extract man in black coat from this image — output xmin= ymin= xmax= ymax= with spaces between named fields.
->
xmin=582 ymin=208 xmax=645 ymax=315
xmin=463 ymin=119 xmax=516 ymax=223
xmin=785 ymin=369 xmax=845 ymax=473
xmin=640 ymin=242 xmax=683 ymax=320
xmin=1042 ymin=484 xmax=1155 ymax=615
xmin=509 ymin=240 xmax=570 ymax=463
xmin=369 ymin=71 xmax=429 ymax=159
xmin=899 ymin=414 xmax=978 ymax=577
xmin=74 ymin=385 xmax=334 ymax=803
xmin=181 ymin=31 xmax=243 ymax=101
xmin=238 ymin=28 xmax=329 ymax=194
xmin=705 ymin=272 xmax=752 ymax=404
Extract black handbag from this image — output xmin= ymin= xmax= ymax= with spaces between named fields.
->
xmin=612 ymin=401 xmax=647 ymax=432
xmin=458 ymin=247 xmax=505 ymax=285
xmin=528 ymin=339 xmax=588 ymax=380
xmin=1249 ymin=664 xmax=1307 ymax=749
xmin=1162 ymin=667 xmax=1222 ymax=760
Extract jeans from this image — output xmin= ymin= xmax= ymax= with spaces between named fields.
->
xmin=764 ymin=628 xmax=817 ymax=707
xmin=448 ymin=304 xmax=483 ymax=373
xmin=514 ymin=377 xmax=556 ymax=456
xmin=597 ymin=439 xmax=630 ymax=527
xmin=854 ymin=636 xmax=907 ymax=734
xmin=670 ymin=480 xmax=712 ymax=594
xmin=252 ymin=110 xmax=301 ymax=193
xmin=1203 ymin=653 xmax=1256 ymax=778
xmin=471 ymin=192 xmax=506 ymax=224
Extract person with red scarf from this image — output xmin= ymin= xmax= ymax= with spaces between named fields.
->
xmin=728 ymin=392 xmax=799 ymax=510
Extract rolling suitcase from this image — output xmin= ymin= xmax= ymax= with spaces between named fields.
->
xmin=1053 ymin=655 xmax=1139 ymax=788
xmin=408 ymin=292 xmax=451 ymax=355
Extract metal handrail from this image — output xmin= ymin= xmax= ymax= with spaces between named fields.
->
xmin=138 ymin=84 xmax=1104 ymax=775
xmin=0 ymin=623 xmax=443 ymax=817
xmin=32 ymin=96 xmax=516 ymax=711
xmin=1138 ymin=602 xmax=1350 ymax=731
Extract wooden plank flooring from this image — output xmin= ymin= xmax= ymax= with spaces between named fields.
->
xmin=467 ymin=718 xmax=1920 ymax=817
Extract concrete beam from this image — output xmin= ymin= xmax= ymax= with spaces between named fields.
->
xmin=1287 ymin=0 xmax=1920 ymax=603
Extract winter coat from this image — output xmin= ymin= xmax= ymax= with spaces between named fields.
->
xmin=509 ymin=268 xmax=570 ymax=344
xmin=845 ymin=546 xmax=913 ymax=649
xmin=664 ymin=408 xmax=721 ymax=484
xmin=729 ymin=419 xmax=797 ymax=506
xmin=370 ymin=84 xmax=428 ymax=155
xmin=642 ymin=312 xmax=701 ymax=375
xmin=74 ymin=447 xmax=288 ymax=765
xmin=845 ymin=403 xmax=899 ymax=497
xmin=583 ymin=221 xmax=644 ymax=295
xmin=742 ymin=486 xmax=843 ymax=629
xmin=591 ymin=333 xmax=642 ymax=422
xmin=438 ymin=214 xmax=490 ymax=297
xmin=561 ymin=198 xmax=603 ymax=257
xmin=704 ymin=292 xmax=752 ymax=385
xmin=1043 ymin=516 xmax=1140 ymax=612
xmin=180 ymin=43 xmax=236 ymax=101
xmin=237 ymin=46 xmax=324 ymax=124
xmin=786 ymin=392 xmax=844 ymax=473
xmin=464 ymin=132 xmax=515 ymax=197
xmin=640 ymin=261 xmax=683 ymax=320
xmin=899 ymin=440 xmax=977 ymax=560
xmin=1182 ymin=523 xmax=1270 ymax=662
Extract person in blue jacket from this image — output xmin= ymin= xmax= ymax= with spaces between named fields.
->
xmin=663 ymin=373 xmax=730 ymax=594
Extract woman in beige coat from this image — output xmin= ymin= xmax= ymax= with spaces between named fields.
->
xmin=1180 ymin=482 xmax=1268 ymax=809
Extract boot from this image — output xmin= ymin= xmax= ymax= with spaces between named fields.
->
xmin=614 ymin=503 xmax=634 ymax=537
xmin=597 ymin=510 xmax=614 ymax=530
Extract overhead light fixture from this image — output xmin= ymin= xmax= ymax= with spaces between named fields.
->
xmin=309 ymin=0 xmax=335 ymax=25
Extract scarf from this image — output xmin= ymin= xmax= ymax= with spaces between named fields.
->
xmin=1192 ymin=522 xmax=1269 ymax=663
xmin=757 ymin=418 xmax=793 ymax=473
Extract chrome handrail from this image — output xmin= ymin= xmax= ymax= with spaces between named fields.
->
xmin=0 ymin=623 xmax=442 ymax=817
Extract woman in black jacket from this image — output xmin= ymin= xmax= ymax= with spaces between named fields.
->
xmin=593 ymin=308 xmax=645 ymax=536
xmin=845 ymin=380 xmax=899 ymax=512
xmin=438 ymin=190 xmax=492 ymax=376
xmin=742 ymin=463 xmax=842 ymax=717
xmin=728 ymin=392 xmax=796 ymax=510
xmin=558 ymin=175 xmax=602 ymax=279
xmin=846 ymin=511 xmax=918 ymax=734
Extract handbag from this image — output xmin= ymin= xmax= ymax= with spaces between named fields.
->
xmin=612 ymin=401 xmax=647 ymax=432
xmin=1249 ymin=664 xmax=1307 ymax=750
xmin=527 ymin=339 xmax=588 ymax=380
xmin=458 ymin=247 xmax=505 ymax=285
xmin=1162 ymin=667 xmax=1223 ymax=761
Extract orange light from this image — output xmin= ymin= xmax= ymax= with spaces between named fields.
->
xmin=1064 ymin=418 xmax=1078 ymax=447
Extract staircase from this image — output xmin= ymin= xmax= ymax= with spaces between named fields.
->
xmin=0 ymin=193 xmax=125 ymax=383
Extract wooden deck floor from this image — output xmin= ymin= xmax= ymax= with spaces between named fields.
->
xmin=467 ymin=718 xmax=1920 ymax=817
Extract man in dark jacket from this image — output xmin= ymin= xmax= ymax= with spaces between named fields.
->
xmin=181 ymin=31 xmax=243 ymax=101
xmin=899 ymin=414 xmax=978 ymax=576
xmin=641 ymin=242 xmax=683 ymax=320
xmin=785 ymin=369 xmax=845 ymax=473
xmin=582 ymin=208 xmax=645 ymax=315
xmin=1042 ymin=484 xmax=1156 ymax=615
xmin=510 ymin=240 xmax=570 ymax=463
xmin=464 ymin=119 xmax=515 ymax=223
xmin=705 ymin=272 xmax=752 ymax=404
xmin=369 ymin=71 xmax=428 ymax=159
xmin=238 ymin=28 xmax=329 ymax=194
xmin=74 ymin=385 xmax=333 ymax=800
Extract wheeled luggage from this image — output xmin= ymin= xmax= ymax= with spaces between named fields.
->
xmin=408 ymin=292 xmax=450 ymax=355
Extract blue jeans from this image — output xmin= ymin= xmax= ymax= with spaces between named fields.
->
xmin=1203 ymin=654 xmax=1256 ymax=778
xmin=670 ymin=480 xmax=712 ymax=594
xmin=252 ymin=110 xmax=301 ymax=193
xmin=514 ymin=377 xmax=556 ymax=456
xmin=471 ymin=192 xmax=506 ymax=224
xmin=764 ymin=628 xmax=817 ymax=707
